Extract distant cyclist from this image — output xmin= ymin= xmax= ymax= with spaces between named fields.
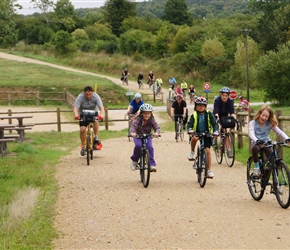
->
xmin=126 ymin=93 xmax=144 ymax=117
xmin=168 ymin=76 xmax=177 ymax=90
xmin=213 ymin=86 xmax=236 ymax=157
xmin=73 ymin=86 xmax=104 ymax=156
xmin=147 ymin=70 xmax=155 ymax=87
xmin=137 ymin=72 xmax=144 ymax=86
xmin=188 ymin=85 xmax=196 ymax=104
xmin=171 ymin=94 xmax=188 ymax=132
xmin=180 ymin=80 xmax=188 ymax=97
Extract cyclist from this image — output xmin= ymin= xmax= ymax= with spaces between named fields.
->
xmin=126 ymin=93 xmax=144 ymax=117
xmin=171 ymin=94 xmax=188 ymax=133
xmin=188 ymin=85 xmax=196 ymax=104
xmin=213 ymin=86 xmax=236 ymax=158
xmin=181 ymin=80 xmax=188 ymax=97
xmin=137 ymin=72 xmax=144 ymax=86
xmin=155 ymin=76 xmax=163 ymax=94
xmin=122 ymin=68 xmax=129 ymax=85
xmin=175 ymin=84 xmax=183 ymax=97
xmin=237 ymin=95 xmax=250 ymax=125
xmin=187 ymin=97 xmax=219 ymax=178
xmin=249 ymin=104 xmax=290 ymax=177
xmin=130 ymin=103 xmax=160 ymax=172
xmin=147 ymin=70 xmax=155 ymax=87
xmin=168 ymin=76 xmax=177 ymax=90
xmin=73 ymin=86 xmax=104 ymax=156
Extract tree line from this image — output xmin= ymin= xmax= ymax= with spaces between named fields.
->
xmin=1 ymin=0 xmax=290 ymax=105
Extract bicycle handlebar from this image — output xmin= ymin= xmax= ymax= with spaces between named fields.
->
xmin=128 ymin=134 xmax=161 ymax=138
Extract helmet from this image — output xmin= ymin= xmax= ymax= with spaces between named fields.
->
xmin=220 ymin=87 xmax=230 ymax=94
xmin=134 ymin=93 xmax=142 ymax=99
xmin=140 ymin=103 xmax=153 ymax=112
xmin=239 ymin=95 xmax=243 ymax=99
xmin=176 ymin=94 xmax=183 ymax=99
xmin=195 ymin=96 xmax=207 ymax=106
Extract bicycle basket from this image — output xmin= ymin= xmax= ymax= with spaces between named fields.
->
xmin=220 ymin=116 xmax=235 ymax=128
xmin=81 ymin=110 xmax=96 ymax=122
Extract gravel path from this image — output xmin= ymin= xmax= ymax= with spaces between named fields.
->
xmin=0 ymin=52 xmax=289 ymax=249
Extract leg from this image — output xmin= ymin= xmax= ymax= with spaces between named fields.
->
xmin=80 ymin=126 xmax=87 ymax=146
xmin=131 ymin=138 xmax=142 ymax=162
xmin=93 ymin=120 xmax=99 ymax=137
xmin=146 ymin=138 xmax=156 ymax=166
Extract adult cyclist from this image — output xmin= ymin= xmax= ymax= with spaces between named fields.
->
xmin=213 ymin=86 xmax=236 ymax=158
xmin=126 ymin=93 xmax=144 ymax=117
xmin=74 ymin=86 xmax=104 ymax=156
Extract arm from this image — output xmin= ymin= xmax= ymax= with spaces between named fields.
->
xmin=187 ymin=114 xmax=194 ymax=131
xmin=248 ymin=120 xmax=258 ymax=142
xmin=272 ymin=126 xmax=289 ymax=141
xmin=170 ymin=107 xmax=175 ymax=118
xmin=99 ymin=106 xmax=105 ymax=118
xmin=127 ymin=105 xmax=132 ymax=115
xmin=209 ymin=112 xmax=219 ymax=133
xmin=73 ymin=106 xmax=79 ymax=117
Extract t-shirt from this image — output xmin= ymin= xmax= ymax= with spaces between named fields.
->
xmin=74 ymin=92 xmax=103 ymax=114
xmin=172 ymin=100 xmax=187 ymax=115
xmin=130 ymin=99 xmax=144 ymax=114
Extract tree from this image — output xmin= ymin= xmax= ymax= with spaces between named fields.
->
xmin=30 ymin=0 xmax=54 ymax=24
xmin=162 ymin=0 xmax=192 ymax=26
xmin=51 ymin=30 xmax=77 ymax=56
xmin=102 ymin=0 xmax=136 ymax=37
xmin=255 ymin=42 xmax=290 ymax=105
xmin=0 ymin=0 xmax=18 ymax=47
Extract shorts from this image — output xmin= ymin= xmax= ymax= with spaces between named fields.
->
xmin=79 ymin=120 xmax=95 ymax=127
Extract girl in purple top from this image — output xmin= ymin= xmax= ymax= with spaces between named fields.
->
xmin=130 ymin=103 xmax=160 ymax=172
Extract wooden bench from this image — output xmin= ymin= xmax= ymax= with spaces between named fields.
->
xmin=0 ymin=138 xmax=15 ymax=156
xmin=4 ymin=127 xmax=32 ymax=142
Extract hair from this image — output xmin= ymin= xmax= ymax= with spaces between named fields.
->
xmin=254 ymin=104 xmax=278 ymax=127
xmin=84 ymin=86 xmax=93 ymax=92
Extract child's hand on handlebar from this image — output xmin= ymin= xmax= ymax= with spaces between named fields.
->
xmin=153 ymin=132 xmax=159 ymax=138
xmin=130 ymin=133 xmax=136 ymax=138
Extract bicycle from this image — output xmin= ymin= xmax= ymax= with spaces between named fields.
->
xmin=246 ymin=141 xmax=290 ymax=209
xmin=129 ymin=134 xmax=161 ymax=188
xmin=189 ymin=132 xmax=213 ymax=188
xmin=174 ymin=115 xmax=184 ymax=142
xmin=80 ymin=110 xmax=101 ymax=165
xmin=213 ymin=117 xmax=238 ymax=167
xmin=189 ymin=92 xmax=195 ymax=104
xmin=137 ymin=79 xmax=143 ymax=89
xmin=123 ymin=75 xmax=128 ymax=85
xmin=125 ymin=113 xmax=135 ymax=142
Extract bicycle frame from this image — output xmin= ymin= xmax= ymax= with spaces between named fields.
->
xmin=174 ymin=115 xmax=184 ymax=142
xmin=247 ymin=141 xmax=290 ymax=209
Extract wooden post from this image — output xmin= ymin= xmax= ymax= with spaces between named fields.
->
xmin=248 ymin=108 xmax=255 ymax=153
xmin=276 ymin=110 xmax=283 ymax=159
xmin=105 ymin=107 xmax=108 ymax=130
xmin=57 ymin=107 xmax=61 ymax=132
xmin=8 ymin=109 xmax=12 ymax=134
xmin=36 ymin=91 xmax=40 ymax=106
xmin=236 ymin=107 xmax=243 ymax=149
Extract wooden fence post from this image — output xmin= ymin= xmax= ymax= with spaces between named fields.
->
xmin=236 ymin=107 xmax=243 ymax=149
xmin=57 ymin=107 xmax=61 ymax=132
xmin=105 ymin=107 xmax=108 ymax=130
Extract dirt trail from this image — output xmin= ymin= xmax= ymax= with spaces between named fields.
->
xmin=0 ymin=52 xmax=290 ymax=249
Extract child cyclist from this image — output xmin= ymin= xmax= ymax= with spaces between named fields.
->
xmin=187 ymin=97 xmax=219 ymax=178
xmin=130 ymin=103 xmax=160 ymax=172
xmin=249 ymin=104 xmax=290 ymax=177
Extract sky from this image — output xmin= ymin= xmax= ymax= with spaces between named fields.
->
xmin=16 ymin=0 xmax=145 ymax=15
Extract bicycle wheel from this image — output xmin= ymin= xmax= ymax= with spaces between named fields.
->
xmin=90 ymin=137 xmax=93 ymax=160
xmin=274 ymin=161 xmax=290 ymax=209
xmin=86 ymin=135 xmax=90 ymax=165
xmin=213 ymin=136 xmax=223 ymax=164
xmin=197 ymin=147 xmax=208 ymax=188
xmin=175 ymin=121 xmax=180 ymax=142
xmin=140 ymin=149 xmax=150 ymax=188
xmin=180 ymin=122 xmax=184 ymax=141
xmin=246 ymin=156 xmax=264 ymax=201
xmin=128 ymin=118 xmax=131 ymax=142
xmin=224 ymin=132 xmax=235 ymax=167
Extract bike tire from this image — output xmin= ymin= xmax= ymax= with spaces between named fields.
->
xmin=175 ymin=121 xmax=180 ymax=143
xmin=246 ymin=156 xmax=264 ymax=201
xmin=197 ymin=147 xmax=208 ymax=188
xmin=213 ymin=136 xmax=223 ymax=164
xmin=224 ymin=132 xmax=235 ymax=167
xmin=180 ymin=123 xmax=184 ymax=141
xmin=274 ymin=161 xmax=290 ymax=209
xmin=140 ymin=149 xmax=150 ymax=188
xmin=86 ymin=135 xmax=90 ymax=165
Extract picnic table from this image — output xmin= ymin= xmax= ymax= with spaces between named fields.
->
xmin=0 ymin=124 xmax=16 ymax=157
xmin=0 ymin=115 xmax=34 ymax=142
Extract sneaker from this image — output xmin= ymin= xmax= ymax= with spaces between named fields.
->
xmin=150 ymin=166 xmax=157 ymax=172
xmin=188 ymin=151 xmax=194 ymax=161
xmin=253 ymin=168 xmax=261 ymax=177
xmin=80 ymin=146 xmax=85 ymax=156
xmin=227 ymin=150 xmax=234 ymax=158
xmin=207 ymin=170 xmax=214 ymax=178
xmin=131 ymin=161 xmax=137 ymax=171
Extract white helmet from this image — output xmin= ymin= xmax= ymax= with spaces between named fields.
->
xmin=134 ymin=93 xmax=142 ymax=99
xmin=140 ymin=103 xmax=153 ymax=112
